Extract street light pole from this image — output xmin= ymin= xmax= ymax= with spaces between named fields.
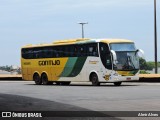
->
xmin=78 ymin=22 xmax=88 ymax=38
xmin=154 ymin=0 xmax=158 ymax=73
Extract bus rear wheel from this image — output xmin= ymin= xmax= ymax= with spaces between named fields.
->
xmin=90 ymin=73 xmax=100 ymax=86
xmin=41 ymin=73 xmax=52 ymax=85
xmin=33 ymin=73 xmax=42 ymax=85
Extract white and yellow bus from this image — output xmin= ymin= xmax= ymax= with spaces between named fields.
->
xmin=21 ymin=38 xmax=144 ymax=86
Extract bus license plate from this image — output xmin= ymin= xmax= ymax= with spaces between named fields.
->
xmin=127 ymin=77 xmax=131 ymax=80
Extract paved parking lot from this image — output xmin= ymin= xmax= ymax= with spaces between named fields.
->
xmin=0 ymin=81 xmax=160 ymax=120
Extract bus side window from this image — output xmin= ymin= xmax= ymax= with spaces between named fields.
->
xmin=74 ymin=45 xmax=79 ymax=57
xmin=39 ymin=48 xmax=44 ymax=58
xmin=58 ymin=46 xmax=65 ymax=57
xmin=52 ymin=50 xmax=56 ymax=57
xmin=33 ymin=48 xmax=40 ymax=59
xmin=69 ymin=45 xmax=75 ymax=57
xmin=52 ymin=47 xmax=58 ymax=58
xmin=64 ymin=46 xmax=69 ymax=57
xmin=87 ymin=43 xmax=98 ymax=57
xmin=54 ymin=47 xmax=60 ymax=57
xmin=77 ymin=45 xmax=86 ymax=57
xmin=45 ymin=47 xmax=53 ymax=58
xmin=28 ymin=49 xmax=34 ymax=59
xmin=22 ymin=48 xmax=27 ymax=59
xmin=80 ymin=45 xmax=86 ymax=56
xmin=89 ymin=46 xmax=93 ymax=56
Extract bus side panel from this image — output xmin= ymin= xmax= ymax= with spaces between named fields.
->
xmin=57 ymin=57 xmax=87 ymax=82
xmin=86 ymin=57 xmax=100 ymax=81
xmin=22 ymin=68 xmax=28 ymax=80
xmin=49 ymin=58 xmax=69 ymax=81
xmin=27 ymin=67 xmax=32 ymax=80
xmin=84 ymin=56 xmax=111 ymax=82
xmin=21 ymin=58 xmax=31 ymax=80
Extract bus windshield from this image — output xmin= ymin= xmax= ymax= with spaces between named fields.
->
xmin=110 ymin=43 xmax=139 ymax=70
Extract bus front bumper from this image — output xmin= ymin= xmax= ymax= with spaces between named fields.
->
xmin=108 ymin=75 xmax=139 ymax=82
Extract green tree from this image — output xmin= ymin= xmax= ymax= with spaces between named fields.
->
xmin=139 ymin=58 xmax=154 ymax=70
xmin=139 ymin=58 xmax=147 ymax=70
xmin=146 ymin=62 xmax=155 ymax=70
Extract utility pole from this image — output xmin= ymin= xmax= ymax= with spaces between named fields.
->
xmin=154 ymin=0 xmax=158 ymax=73
xmin=78 ymin=22 xmax=88 ymax=38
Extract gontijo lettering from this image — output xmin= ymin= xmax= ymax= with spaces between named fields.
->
xmin=39 ymin=60 xmax=60 ymax=66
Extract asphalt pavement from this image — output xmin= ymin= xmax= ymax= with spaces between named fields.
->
xmin=0 ymin=81 xmax=160 ymax=120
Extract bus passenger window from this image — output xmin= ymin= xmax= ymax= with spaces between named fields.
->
xmin=69 ymin=45 xmax=75 ymax=57
xmin=22 ymin=49 xmax=27 ymax=59
xmin=27 ymin=49 xmax=33 ymax=59
xmin=87 ymin=43 xmax=98 ymax=56
xmin=54 ymin=47 xmax=61 ymax=57
xmin=33 ymin=48 xmax=41 ymax=59
xmin=79 ymin=46 xmax=86 ymax=57
xmin=46 ymin=48 xmax=53 ymax=58
xmin=63 ymin=46 xmax=68 ymax=57
xmin=74 ymin=46 xmax=79 ymax=57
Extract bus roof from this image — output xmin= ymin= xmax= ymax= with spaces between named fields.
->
xmin=22 ymin=38 xmax=134 ymax=48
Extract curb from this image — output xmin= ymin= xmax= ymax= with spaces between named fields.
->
xmin=0 ymin=74 xmax=160 ymax=82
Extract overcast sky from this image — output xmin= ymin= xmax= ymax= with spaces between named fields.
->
xmin=0 ymin=0 xmax=159 ymax=66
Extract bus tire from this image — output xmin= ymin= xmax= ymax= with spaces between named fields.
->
xmin=33 ymin=73 xmax=42 ymax=85
xmin=90 ymin=73 xmax=100 ymax=86
xmin=114 ymin=82 xmax=122 ymax=86
xmin=41 ymin=73 xmax=50 ymax=85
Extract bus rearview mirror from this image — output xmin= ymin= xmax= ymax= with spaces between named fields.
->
xmin=136 ymin=49 xmax=145 ymax=59
xmin=111 ymin=50 xmax=117 ymax=65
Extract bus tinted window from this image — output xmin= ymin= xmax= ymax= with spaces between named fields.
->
xmin=33 ymin=48 xmax=41 ymax=58
xmin=100 ymin=42 xmax=112 ymax=69
xmin=86 ymin=43 xmax=98 ymax=56
xmin=69 ymin=45 xmax=75 ymax=57
xmin=21 ymin=43 xmax=98 ymax=59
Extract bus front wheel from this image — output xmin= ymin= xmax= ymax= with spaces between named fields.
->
xmin=90 ymin=73 xmax=100 ymax=86
xmin=33 ymin=73 xmax=42 ymax=85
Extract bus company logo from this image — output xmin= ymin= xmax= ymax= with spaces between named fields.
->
xmin=39 ymin=60 xmax=60 ymax=66
xmin=2 ymin=112 xmax=11 ymax=117
xmin=89 ymin=60 xmax=99 ymax=64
